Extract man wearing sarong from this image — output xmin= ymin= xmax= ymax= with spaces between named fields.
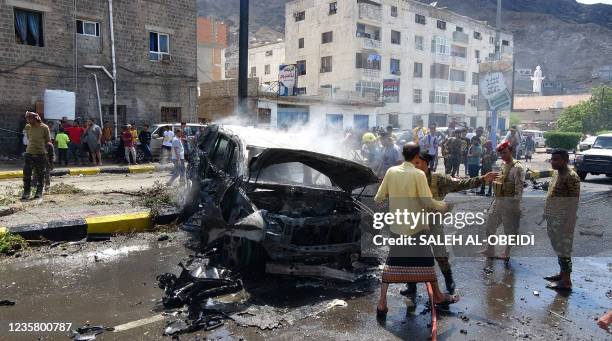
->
xmin=374 ymin=143 xmax=458 ymax=319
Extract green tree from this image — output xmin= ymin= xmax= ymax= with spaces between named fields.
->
xmin=509 ymin=113 xmax=521 ymax=127
xmin=557 ymin=85 xmax=612 ymax=133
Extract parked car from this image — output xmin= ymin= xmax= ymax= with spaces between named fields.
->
xmin=574 ymin=134 xmax=612 ymax=180
xmin=147 ymin=123 xmax=207 ymax=160
xmin=578 ymin=135 xmax=597 ymax=152
xmin=522 ymin=130 xmax=546 ymax=148
xmin=184 ymin=125 xmax=378 ymax=279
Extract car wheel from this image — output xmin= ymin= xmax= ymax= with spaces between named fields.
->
xmin=577 ymin=171 xmax=587 ymax=181
xmin=222 ymin=237 xmax=266 ymax=273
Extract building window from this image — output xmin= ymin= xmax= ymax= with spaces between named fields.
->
xmin=355 ymin=81 xmax=381 ymax=97
xmin=320 ymin=56 xmax=333 ymax=73
xmin=390 ymin=58 xmax=400 ymax=75
xmin=430 ymin=63 xmax=449 ymax=80
xmin=413 ymin=62 xmax=423 ymax=78
xmin=329 ymin=2 xmax=337 ymax=15
xmin=431 ymin=36 xmax=450 ymax=55
xmin=415 ymin=14 xmax=426 ymax=25
xmin=356 ymin=52 xmax=381 ymax=70
xmin=161 ymin=107 xmax=182 ymax=123
xmin=472 ymin=72 xmax=479 ymax=85
xmin=391 ymin=6 xmax=397 ymax=17
xmin=391 ymin=30 xmax=401 ymax=45
xmin=489 ymin=36 xmax=495 ymax=44
xmin=298 ymin=38 xmax=304 ymax=49
xmin=149 ymin=31 xmax=170 ymax=61
xmin=475 ymin=49 xmax=480 ymax=59
xmin=389 ymin=114 xmax=399 ymax=128
xmin=14 ymin=8 xmax=44 ymax=47
xmin=429 ymin=90 xmax=449 ymax=104
xmin=297 ymin=60 xmax=307 ymax=75
xmin=296 ymin=87 xmax=307 ymax=95
xmin=294 ymin=11 xmax=305 ymax=22
xmin=250 ymin=66 xmax=257 ymax=77
xmin=265 ymin=50 xmax=273 ymax=56
xmin=474 ymin=31 xmax=482 ymax=40
xmin=265 ymin=64 xmax=270 ymax=75
xmin=437 ymin=20 xmax=446 ymax=30
xmin=322 ymin=31 xmax=333 ymax=44
xmin=415 ymin=35 xmax=424 ymax=50
xmin=413 ymin=89 xmax=422 ymax=103
xmin=470 ymin=95 xmax=479 ymax=107
xmin=450 ymin=69 xmax=465 ymax=82
xmin=451 ymin=45 xmax=467 ymax=58
xmin=502 ymin=40 xmax=510 ymax=46
xmin=449 ymin=93 xmax=466 ymax=105
xmin=258 ymin=108 xmax=272 ymax=124
xmin=456 ymin=26 xmax=463 ymax=32
xmin=76 ymin=19 xmax=100 ymax=37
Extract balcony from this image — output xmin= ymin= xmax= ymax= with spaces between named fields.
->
xmin=358 ymin=36 xmax=381 ymax=49
xmin=453 ymin=31 xmax=469 ymax=44
xmin=361 ymin=68 xmax=381 ymax=79
xmin=358 ymin=2 xmax=382 ymax=22
xmin=450 ymin=104 xmax=466 ymax=114
xmin=451 ymin=56 xmax=468 ymax=69
xmin=450 ymin=81 xmax=466 ymax=92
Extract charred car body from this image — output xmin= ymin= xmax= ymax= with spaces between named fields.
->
xmin=184 ymin=125 xmax=378 ymax=279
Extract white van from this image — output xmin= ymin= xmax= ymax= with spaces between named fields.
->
xmin=523 ymin=130 xmax=546 ymax=148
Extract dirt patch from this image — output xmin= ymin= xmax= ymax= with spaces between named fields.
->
xmin=48 ymin=183 xmax=84 ymax=195
xmin=0 ymin=232 xmax=27 ymax=255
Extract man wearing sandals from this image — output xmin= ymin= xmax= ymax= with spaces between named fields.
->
xmin=543 ymin=149 xmax=580 ymax=291
xmin=480 ymin=140 xmax=524 ymax=263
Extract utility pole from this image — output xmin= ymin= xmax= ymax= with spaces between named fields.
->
xmin=238 ymin=0 xmax=250 ymax=117
xmin=491 ymin=0 xmax=502 ymax=147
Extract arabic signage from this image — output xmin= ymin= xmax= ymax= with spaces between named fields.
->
xmin=478 ymin=58 xmax=513 ymax=112
xmin=278 ymin=64 xmax=298 ymax=96
xmin=382 ymin=79 xmax=400 ymax=103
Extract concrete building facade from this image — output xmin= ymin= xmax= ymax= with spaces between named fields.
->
xmin=197 ymin=17 xmax=227 ymax=84
xmin=248 ymin=41 xmax=286 ymax=88
xmin=284 ymin=0 xmax=513 ymax=130
xmin=0 ymin=0 xmax=197 ymax=154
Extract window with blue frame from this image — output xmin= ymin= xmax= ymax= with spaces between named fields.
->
xmin=390 ymin=58 xmax=400 ymax=75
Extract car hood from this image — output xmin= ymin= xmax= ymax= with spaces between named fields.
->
xmin=579 ymin=148 xmax=612 ymax=157
xmin=249 ymin=148 xmax=379 ymax=192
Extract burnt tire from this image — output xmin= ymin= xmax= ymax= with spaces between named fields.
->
xmin=577 ymin=171 xmax=587 ymax=181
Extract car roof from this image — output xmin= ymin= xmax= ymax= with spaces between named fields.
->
xmin=597 ymin=133 xmax=612 ymax=137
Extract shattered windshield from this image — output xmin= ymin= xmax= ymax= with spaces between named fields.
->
xmin=255 ymin=162 xmax=335 ymax=189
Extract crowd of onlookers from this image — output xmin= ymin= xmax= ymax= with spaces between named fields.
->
xmin=355 ymin=121 xmax=538 ymax=196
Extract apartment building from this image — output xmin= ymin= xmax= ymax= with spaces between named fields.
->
xmin=248 ymin=41 xmax=286 ymax=88
xmin=285 ymin=0 xmax=514 ymax=130
xmin=197 ymin=17 xmax=228 ymax=84
xmin=0 ymin=0 xmax=197 ymax=155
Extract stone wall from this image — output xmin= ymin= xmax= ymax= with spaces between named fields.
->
xmin=0 ymin=0 xmax=197 ymax=155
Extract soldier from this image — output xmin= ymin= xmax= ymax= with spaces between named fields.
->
xmin=480 ymin=140 xmax=525 ymax=263
xmin=542 ymin=149 xmax=580 ymax=291
xmin=401 ymin=151 xmax=498 ymax=299
xmin=441 ymin=130 xmax=464 ymax=177
xmin=22 ymin=111 xmax=51 ymax=200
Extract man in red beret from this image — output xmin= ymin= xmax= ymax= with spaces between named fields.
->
xmin=479 ymin=140 xmax=525 ymax=264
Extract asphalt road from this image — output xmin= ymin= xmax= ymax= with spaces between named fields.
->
xmin=0 ymin=164 xmax=610 ymax=340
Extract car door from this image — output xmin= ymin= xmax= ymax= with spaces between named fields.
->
xmin=150 ymin=126 xmax=166 ymax=159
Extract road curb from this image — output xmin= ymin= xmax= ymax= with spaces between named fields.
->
xmin=0 ymin=210 xmax=179 ymax=241
xmin=0 ymin=164 xmax=172 ymax=180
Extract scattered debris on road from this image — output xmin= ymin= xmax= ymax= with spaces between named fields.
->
xmin=0 ymin=299 xmax=15 ymax=306
xmin=70 ymin=324 xmax=114 ymax=340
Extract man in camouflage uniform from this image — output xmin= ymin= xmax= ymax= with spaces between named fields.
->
xmin=22 ymin=111 xmax=51 ymax=200
xmin=400 ymin=151 xmax=498 ymax=298
xmin=542 ymin=149 xmax=580 ymax=291
xmin=441 ymin=129 xmax=465 ymax=177
xmin=480 ymin=140 xmax=525 ymax=262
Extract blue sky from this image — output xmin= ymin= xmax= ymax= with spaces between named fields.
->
xmin=576 ymin=0 xmax=612 ymax=4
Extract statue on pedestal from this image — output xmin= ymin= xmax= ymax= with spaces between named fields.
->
xmin=531 ymin=65 xmax=545 ymax=94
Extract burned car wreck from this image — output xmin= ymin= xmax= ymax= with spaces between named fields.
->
xmin=183 ymin=125 xmax=378 ymax=280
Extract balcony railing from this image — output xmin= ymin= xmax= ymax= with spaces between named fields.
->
xmin=358 ymin=36 xmax=381 ymax=49
xmin=453 ymin=31 xmax=469 ymax=44
xmin=451 ymin=56 xmax=468 ymax=68
xmin=361 ymin=68 xmax=381 ymax=78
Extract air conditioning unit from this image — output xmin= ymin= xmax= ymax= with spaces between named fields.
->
xmin=160 ymin=54 xmax=172 ymax=62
